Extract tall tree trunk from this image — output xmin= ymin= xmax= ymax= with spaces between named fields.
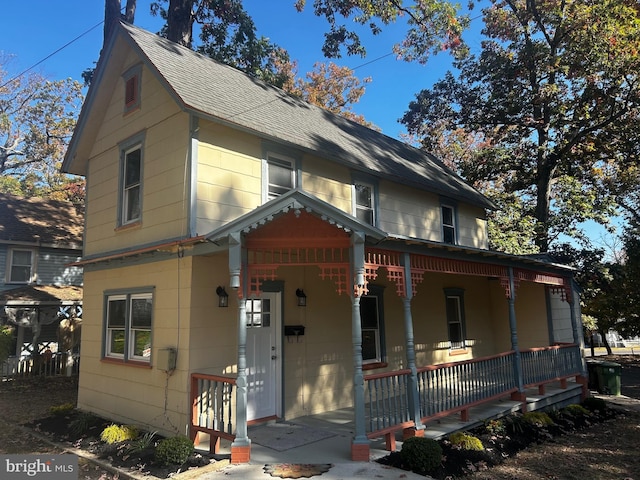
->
xmin=166 ymin=0 xmax=194 ymax=48
xmin=535 ymin=166 xmax=553 ymax=252
xmin=123 ymin=0 xmax=136 ymax=23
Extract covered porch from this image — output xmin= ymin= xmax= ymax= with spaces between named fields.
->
xmin=190 ymin=344 xmax=586 ymax=461
xmin=195 ymin=190 xmax=586 ymax=463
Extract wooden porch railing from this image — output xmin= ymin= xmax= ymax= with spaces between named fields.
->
xmin=190 ymin=373 xmax=236 ymax=453
xmin=521 ymin=343 xmax=584 ymax=394
xmin=417 ymin=350 xmax=518 ymax=421
xmin=365 ymin=344 xmax=584 ymax=450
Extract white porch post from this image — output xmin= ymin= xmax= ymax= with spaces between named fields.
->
xmin=351 ymin=232 xmax=370 ymax=461
xmin=229 ymin=232 xmax=251 ymax=463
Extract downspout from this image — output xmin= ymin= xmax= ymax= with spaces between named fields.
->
xmin=507 ymin=267 xmax=526 ymax=410
xmin=350 ymin=231 xmax=369 ymax=461
xmin=229 ymin=232 xmax=251 ymax=463
xmin=402 ymin=252 xmax=424 ymax=435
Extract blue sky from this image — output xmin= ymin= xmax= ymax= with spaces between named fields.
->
xmin=0 ymin=0 xmax=466 ymax=139
xmin=0 ymin=1 xmax=621 ymax=250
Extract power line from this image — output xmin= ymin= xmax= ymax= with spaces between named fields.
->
xmin=0 ymin=19 xmax=104 ymax=90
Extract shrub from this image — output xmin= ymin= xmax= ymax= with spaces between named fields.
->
xmin=400 ymin=436 xmax=442 ymax=474
xmin=100 ymin=424 xmax=138 ymax=444
xmin=49 ymin=403 xmax=75 ymax=416
xmin=522 ymin=411 xmax=554 ymax=426
xmin=154 ymin=436 xmax=194 ymax=466
xmin=563 ymin=404 xmax=590 ymax=416
xmin=448 ymin=431 xmax=484 ymax=451
xmin=582 ymin=396 xmax=607 ymax=412
xmin=127 ymin=430 xmax=157 ymax=454
xmin=69 ymin=412 xmax=100 ymax=437
xmin=484 ymin=419 xmax=506 ymax=436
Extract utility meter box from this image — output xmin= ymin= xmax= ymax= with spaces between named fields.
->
xmin=157 ymin=348 xmax=177 ymax=372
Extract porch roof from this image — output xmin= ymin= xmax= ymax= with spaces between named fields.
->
xmin=205 ymin=188 xmax=387 ymax=245
xmin=0 ymin=285 xmax=83 ymax=306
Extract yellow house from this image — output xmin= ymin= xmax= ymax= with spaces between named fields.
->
xmin=63 ymin=22 xmax=586 ymax=463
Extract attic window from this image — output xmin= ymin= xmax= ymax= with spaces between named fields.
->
xmin=123 ymin=65 xmax=142 ymax=113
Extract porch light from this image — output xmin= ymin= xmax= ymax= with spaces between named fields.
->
xmin=216 ymin=286 xmax=229 ymax=307
xmin=296 ymin=289 xmax=307 ymax=307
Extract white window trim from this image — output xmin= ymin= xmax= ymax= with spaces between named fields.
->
xmin=7 ymin=247 xmax=36 ymax=284
xmin=263 ymin=152 xmax=297 ymax=202
xmin=118 ymin=132 xmax=145 ymax=227
xmin=105 ymin=290 xmax=153 ymax=363
xmin=353 ymin=182 xmax=376 ymax=226
xmin=441 ymin=203 xmax=457 ymax=245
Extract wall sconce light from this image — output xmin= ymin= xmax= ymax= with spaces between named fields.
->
xmin=216 ymin=286 xmax=229 ymax=307
xmin=296 ymin=288 xmax=307 ymax=307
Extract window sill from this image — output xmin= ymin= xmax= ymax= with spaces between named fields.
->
xmin=101 ymin=357 xmax=151 ymax=368
xmin=449 ymin=349 xmax=469 ymax=357
xmin=362 ymin=362 xmax=388 ymax=371
xmin=115 ymin=221 xmax=142 ymax=233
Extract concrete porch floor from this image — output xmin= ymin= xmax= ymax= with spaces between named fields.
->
xmin=195 ymin=381 xmax=584 ymax=465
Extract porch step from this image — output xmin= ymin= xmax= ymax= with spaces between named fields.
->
xmin=525 ymin=381 xmax=584 ymax=412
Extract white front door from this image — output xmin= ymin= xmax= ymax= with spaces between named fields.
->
xmin=245 ymin=292 xmax=282 ymax=421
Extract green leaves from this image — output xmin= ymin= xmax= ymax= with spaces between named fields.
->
xmin=401 ymin=0 xmax=640 ymax=251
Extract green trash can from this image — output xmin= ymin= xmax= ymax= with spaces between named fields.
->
xmin=596 ymin=361 xmax=621 ymax=396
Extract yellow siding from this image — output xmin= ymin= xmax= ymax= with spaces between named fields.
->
xmin=84 ymin=52 xmax=190 ymax=257
xmin=195 ymin=123 xmax=263 ymax=235
xmin=301 ymin=155 xmax=352 ymax=211
xmin=77 ymin=257 xmax=194 ymax=437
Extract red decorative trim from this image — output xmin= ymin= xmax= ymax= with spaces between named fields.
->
xmin=351 ymin=442 xmax=370 ymax=462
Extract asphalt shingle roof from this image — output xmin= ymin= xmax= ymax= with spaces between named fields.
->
xmin=0 ymin=194 xmax=83 ymax=248
xmin=118 ymin=22 xmax=494 ymax=210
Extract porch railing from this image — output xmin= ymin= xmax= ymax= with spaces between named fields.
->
xmin=417 ymin=350 xmax=518 ymax=420
xmin=521 ymin=343 xmax=583 ymax=392
xmin=1 ymin=353 xmax=79 ymax=378
xmin=190 ymin=373 xmax=236 ymax=453
xmin=364 ymin=344 xmax=584 ymax=448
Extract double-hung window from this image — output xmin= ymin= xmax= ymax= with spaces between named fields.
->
xmin=266 ymin=154 xmax=295 ymax=200
xmin=8 ymin=248 xmax=35 ymax=283
xmin=444 ymin=288 xmax=466 ymax=350
xmin=360 ymin=286 xmax=385 ymax=364
xmin=119 ymin=134 xmax=144 ymax=226
xmin=441 ymin=203 xmax=457 ymax=244
xmin=105 ymin=291 xmax=153 ymax=363
xmin=354 ymin=182 xmax=375 ymax=225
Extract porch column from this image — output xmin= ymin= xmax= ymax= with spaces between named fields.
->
xmin=351 ymin=232 xmax=370 ymax=461
xmin=402 ymin=253 xmax=424 ymax=435
xmin=507 ymin=267 xmax=526 ymax=407
xmin=567 ymin=280 xmax=580 ymax=345
xmin=229 ymin=233 xmax=251 ymax=463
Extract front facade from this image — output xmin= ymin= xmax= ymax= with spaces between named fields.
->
xmin=63 ymin=22 xmax=585 ymax=462
xmin=0 ymin=194 xmax=83 ymax=375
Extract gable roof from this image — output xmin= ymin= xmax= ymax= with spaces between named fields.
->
xmin=206 ymin=188 xmax=387 ymax=245
xmin=0 ymin=194 xmax=83 ymax=249
xmin=64 ymin=22 xmax=494 ymax=210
